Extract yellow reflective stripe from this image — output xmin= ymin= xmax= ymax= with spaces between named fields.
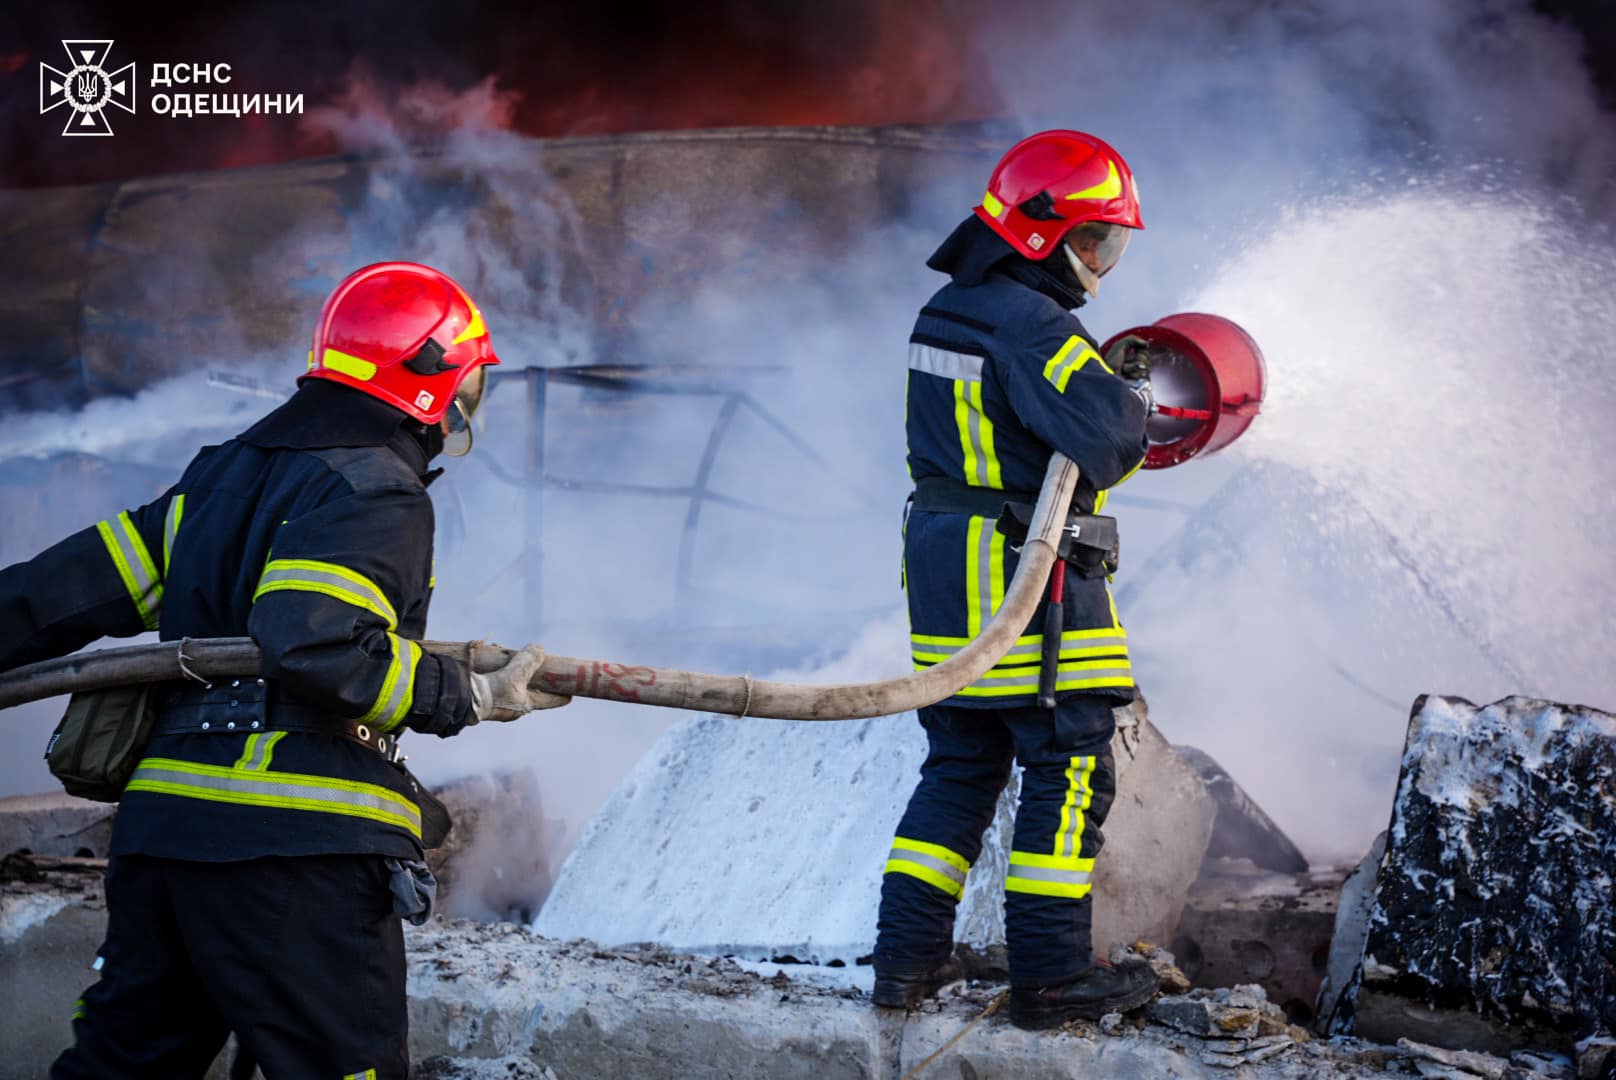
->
xmin=982 ymin=190 xmax=1005 ymax=218
xmin=258 ymin=731 xmax=286 ymax=772
xmin=1055 ymin=755 xmax=1098 ymax=858
xmin=96 ymin=511 xmax=162 ymax=630
xmin=954 ymin=380 xmax=977 ymax=483
xmin=253 ymin=559 xmax=398 ymax=629
xmin=988 ymin=525 xmax=1005 ymax=618
xmin=234 ymin=733 xmax=262 ymax=771
xmin=342 ymin=1071 xmax=379 ymax=1080
xmin=1107 ymin=585 xmax=1123 ymax=629
xmin=362 ymin=635 xmax=420 ymax=732
xmin=1093 ymin=489 xmax=1109 ymax=513
xmin=911 ymin=629 xmax=1129 ymax=664
xmin=127 ymin=757 xmax=421 ymax=838
xmin=1006 ymin=849 xmax=1096 ymax=898
xmin=1065 ymin=159 xmax=1122 ymax=201
xmin=163 ymin=494 xmax=186 ymax=576
xmin=1043 ymin=336 xmax=1105 ymax=393
xmin=321 ymin=348 xmax=377 ymax=381
xmin=232 ymin=731 xmax=286 ymax=772
xmin=885 ymin=837 xmax=972 ymax=899
xmin=891 ymin=836 xmax=970 ymax=872
xmin=71 ymin=997 xmax=86 ymax=1021
xmin=970 ymin=380 xmax=1002 ymax=488
xmin=953 ymin=379 xmax=1002 ymax=489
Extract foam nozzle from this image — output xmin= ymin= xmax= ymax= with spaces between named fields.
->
xmin=1102 ymin=313 xmax=1267 ymax=469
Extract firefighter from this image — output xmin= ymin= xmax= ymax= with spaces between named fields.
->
xmin=873 ymin=131 xmax=1162 ymax=1029
xmin=0 ymin=262 xmax=569 ymax=1079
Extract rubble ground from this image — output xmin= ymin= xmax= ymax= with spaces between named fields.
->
xmin=405 ymin=919 xmax=1569 ymax=1079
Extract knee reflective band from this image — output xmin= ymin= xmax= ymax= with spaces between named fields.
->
xmin=97 ymin=511 xmax=162 ymax=630
xmin=360 ymin=635 xmax=420 ymax=732
xmin=1006 ymin=755 xmax=1099 ymax=899
xmin=884 ymin=836 xmax=971 ymax=900
xmin=252 ymin=558 xmax=399 ymax=628
xmin=125 ymin=757 xmax=422 ymax=838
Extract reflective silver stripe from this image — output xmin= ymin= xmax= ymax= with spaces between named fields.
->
xmin=366 ymin=637 xmax=420 ymax=732
xmin=238 ymin=734 xmax=272 ymax=771
xmin=163 ymin=494 xmax=185 ymax=576
xmin=1058 ymin=757 xmax=1095 ymax=858
xmin=975 ymin=515 xmax=995 ymax=630
xmin=1006 ymin=864 xmax=1093 ymax=887
xmin=886 ymin=847 xmax=968 ymax=889
xmin=128 ymin=763 xmax=421 ymax=831
xmin=908 ymin=342 xmax=983 ymax=382
xmin=964 ymin=385 xmax=989 ymax=486
xmin=98 ymin=513 xmax=162 ymax=628
xmin=967 ymin=664 xmax=1133 ymax=687
xmin=255 ymin=562 xmax=397 ymax=628
xmin=914 ymin=634 xmax=1130 ymax=663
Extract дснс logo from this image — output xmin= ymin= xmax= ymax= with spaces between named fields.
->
xmin=39 ymin=40 xmax=136 ymax=136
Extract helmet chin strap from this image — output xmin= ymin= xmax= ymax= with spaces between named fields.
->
xmin=1064 ymin=243 xmax=1101 ymax=297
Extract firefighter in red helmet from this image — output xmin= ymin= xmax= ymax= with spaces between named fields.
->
xmin=873 ymin=132 xmax=1160 ymax=1028
xmin=0 ymin=262 xmax=568 ymax=1079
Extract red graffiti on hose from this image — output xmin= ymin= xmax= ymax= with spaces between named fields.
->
xmin=562 ymin=662 xmax=657 ymax=702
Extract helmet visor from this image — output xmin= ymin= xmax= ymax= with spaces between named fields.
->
xmin=1065 ymin=221 xmax=1132 ymax=278
xmin=441 ymin=366 xmax=486 ymax=457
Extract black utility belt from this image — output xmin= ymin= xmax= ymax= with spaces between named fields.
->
xmin=152 ymin=679 xmax=405 ymax=763
xmin=910 ymin=477 xmax=1120 ymax=579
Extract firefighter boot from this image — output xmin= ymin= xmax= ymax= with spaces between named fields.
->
xmin=1008 ymin=957 xmax=1159 ymax=1029
xmin=871 ymin=954 xmax=965 ymax=1009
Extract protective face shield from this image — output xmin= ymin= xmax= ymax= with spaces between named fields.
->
xmin=1062 ymin=220 xmax=1133 ymax=297
xmin=440 ymin=365 xmax=486 ymax=457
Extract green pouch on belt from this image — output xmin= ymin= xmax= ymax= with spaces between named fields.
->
xmin=45 ymin=685 xmax=156 ymax=803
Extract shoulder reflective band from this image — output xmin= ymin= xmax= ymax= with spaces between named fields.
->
xmin=163 ymin=494 xmax=186 ymax=576
xmin=126 ymin=757 xmax=422 ymax=839
xmin=96 ymin=511 xmax=162 ymax=631
xmin=909 ymin=342 xmax=984 ymax=382
xmin=1042 ymin=335 xmax=1107 ymax=393
xmin=253 ymin=559 xmax=399 ymax=629
xmin=884 ymin=836 xmax=971 ymax=900
xmin=361 ymin=634 xmax=421 ymax=733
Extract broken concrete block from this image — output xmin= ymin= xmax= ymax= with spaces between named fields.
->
xmin=1149 ymin=985 xmax=1287 ymax=1041
xmin=1172 ymin=860 xmax=1344 ymax=1025
xmin=1175 ymin=746 xmax=1309 ymax=873
xmin=427 ymin=771 xmax=568 ymax=923
xmin=1577 ymin=1035 xmax=1615 ymax=1079
xmin=0 ymin=792 xmax=115 ymax=860
xmin=537 ymin=685 xmax=1215 ymax=962
xmin=1318 ymin=830 xmax=1388 ymax=1032
xmin=1350 ymin=696 xmax=1616 ymax=1057
xmin=1396 ymin=1038 xmax=1514 ymax=1079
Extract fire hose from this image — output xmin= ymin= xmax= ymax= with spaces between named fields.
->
xmin=0 ymin=456 xmax=1080 ymax=722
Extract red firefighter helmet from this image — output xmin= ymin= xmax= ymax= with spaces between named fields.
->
xmin=304 ymin=262 xmax=500 ymax=430
xmin=975 ymin=130 xmax=1143 ymax=294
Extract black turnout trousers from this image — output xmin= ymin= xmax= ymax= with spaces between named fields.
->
xmin=53 ymin=853 xmax=407 ymax=1080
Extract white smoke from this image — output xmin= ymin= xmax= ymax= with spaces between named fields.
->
xmin=2 ymin=0 xmax=1614 ymax=879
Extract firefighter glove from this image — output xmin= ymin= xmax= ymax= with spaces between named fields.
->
xmin=470 ymin=644 xmax=571 ymax=723
xmin=1104 ymin=335 xmax=1153 ymax=382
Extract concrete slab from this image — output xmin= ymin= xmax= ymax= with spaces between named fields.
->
xmin=0 ymin=791 xmax=116 ymax=859
xmin=536 ymin=683 xmax=1216 ymax=961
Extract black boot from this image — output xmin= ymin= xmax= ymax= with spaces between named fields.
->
xmin=871 ymin=954 xmax=965 ymax=1009
xmin=1008 ymin=958 xmax=1159 ymax=1029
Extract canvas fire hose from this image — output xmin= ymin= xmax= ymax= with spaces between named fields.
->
xmin=0 ymin=457 xmax=1080 ymax=722
xmin=0 ymin=311 xmax=1267 ymax=722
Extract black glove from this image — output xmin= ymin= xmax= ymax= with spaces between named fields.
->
xmin=1104 ymin=335 xmax=1153 ymax=382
